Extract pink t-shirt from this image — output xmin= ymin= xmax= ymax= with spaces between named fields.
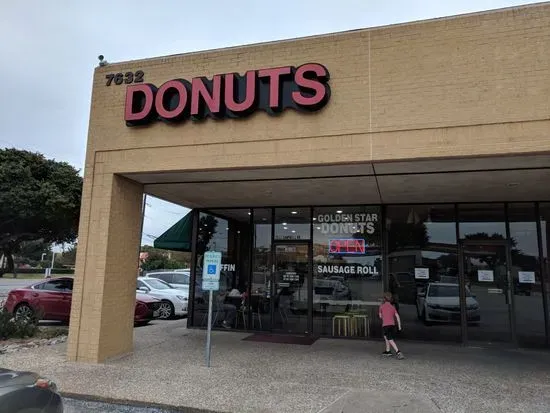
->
xmin=379 ymin=301 xmax=397 ymax=327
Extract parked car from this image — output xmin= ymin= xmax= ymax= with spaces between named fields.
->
xmin=144 ymin=271 xmax=190 ymax=290
xmin=416 ymin=282 xmax=480 ymax=325
xmin=135 ymin=293 xmax=162 ymax=326
xmin=3 ymin=277 xmax=161 ymax=326
xmin=136 ymin=278 xmax=188 ymax=319
xmin=0 ymin=368 xmax=63 ymax=413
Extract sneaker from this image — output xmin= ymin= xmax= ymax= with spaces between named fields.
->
xmin=222 ymin=321 xmax=231 ymax=329
xmin=382 ymin=350 xmax=392 ymax=357
xmin=396 ymin=351 xmax=405 ymax=360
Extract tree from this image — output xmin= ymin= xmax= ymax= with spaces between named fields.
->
xmin=140 ymin=251 xmax=181 ymax=271
xmin=0 ymin=148 xmax=82 ymax=276
xmin=57 ymin=244 xmax=77 ymax=267
xmin=15 ymin=239 xmax=52 ymax=267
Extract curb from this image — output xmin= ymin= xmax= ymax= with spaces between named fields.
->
xmin=61 ymin=392 xmax=223 ymax=413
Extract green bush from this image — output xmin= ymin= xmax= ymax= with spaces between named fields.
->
xmin=0 ymin=309 xmax=39 ymax=340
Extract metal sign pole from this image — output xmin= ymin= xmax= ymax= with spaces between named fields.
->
xmin=202 ymin=250 xmax=221 ymax=368
xmin=205 ymin=289 xmax=213 ymax=367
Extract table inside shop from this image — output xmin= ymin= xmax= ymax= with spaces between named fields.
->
xmin=313 ymin=299 xmax=381 ymax=320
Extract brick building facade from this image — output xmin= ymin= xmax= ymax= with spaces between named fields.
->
xmin=69 ymin=3 xmax=550 ymax=363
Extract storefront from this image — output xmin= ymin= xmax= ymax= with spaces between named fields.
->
xmin=184 ymin=203 xmax=550 ymax=348
xmin=68 ymin=3 xmax=550 ymax=362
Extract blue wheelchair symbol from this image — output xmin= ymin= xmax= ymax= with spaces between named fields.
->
xmin=207 ymin=264 xmax=216 ymax=275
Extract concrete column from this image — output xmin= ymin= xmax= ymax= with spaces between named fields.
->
xmin=67 ymin=172 xmax=143 ymax=363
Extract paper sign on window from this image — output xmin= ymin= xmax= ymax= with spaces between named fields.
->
xmin=477 ymin=270 xmax=494 ymax=282
xmin=414 ymin=268 xmax=429 ymax=280
xmin=518 ymin=271 xmax=536 ymax=284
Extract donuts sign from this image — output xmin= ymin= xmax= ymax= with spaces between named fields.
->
xmin=124 ymin=63 xmax=331 ymax=126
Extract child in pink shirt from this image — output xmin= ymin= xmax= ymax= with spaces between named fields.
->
xmin=379 ymin=292 xmax=404 ymax=359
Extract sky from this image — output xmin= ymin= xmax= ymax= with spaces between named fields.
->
xmin=0 ymin=0 xmax=540 ymax=246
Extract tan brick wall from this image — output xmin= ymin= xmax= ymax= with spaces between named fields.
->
xmin=68 ymin=174 xmax=142 ymax=363
xmin=84 ymin=3 xmax=550 ymax=169
xmin=68 ymin=3 xmax=550 ymax=362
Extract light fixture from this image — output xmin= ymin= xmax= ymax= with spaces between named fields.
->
xmin=312 ymin=217 xmax=317 ymax=221
xmin=316 ymin=226 xmax=321 ymax=230
xmin=291 ymin=211 xmax=298 ymax=215
xmin=262 ymin=218 xmax=267 ymax=221
xmin=291 ymin=230 xmax=296 ymax=233
xmin=283 ymin=226 xmax=288 ymax=230
xmin=336 ymin=210 xmax=343 ymax=214
xmin=248 ymin=212 xmax=251 ymax=215
xmin=226 ymin=227 xmax=229 ymax=230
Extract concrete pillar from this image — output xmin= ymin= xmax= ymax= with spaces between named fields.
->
xmin=67 ymin=172 xmax=143 ymax=363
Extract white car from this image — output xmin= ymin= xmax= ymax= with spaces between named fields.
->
xmin=136 ymin=278 xmax=188 ymax=319
xmin=144 ymin=271 xmax=190 ymax=291
xmin=416 ymin=282 xmax=480 ymax=325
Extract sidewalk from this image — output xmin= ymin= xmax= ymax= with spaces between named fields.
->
xmin=1 ymin=319 xmax=550 ymax=413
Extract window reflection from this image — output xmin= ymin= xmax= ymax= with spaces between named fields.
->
xmin=274 ymin=208 xmax=311 ymax=240
xmin=193 ymin=209 xmax=250 ymax=329
xmin=312 ymin=206 xmax=383 ymax=337
xmin=459 ymin=203 xmax=506 ymax=240
xmin=387 ymin=205 xmax=460 ymax=342
xmin=508 ymin=203 xmax=545 ymax=347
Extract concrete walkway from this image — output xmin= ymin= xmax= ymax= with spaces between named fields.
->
xmin=1 ymin=319 xmax=550 ymax=413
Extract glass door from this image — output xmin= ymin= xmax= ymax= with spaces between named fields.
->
xmin=460 ymin=242 xmax=514 ymax=344
xmin=272 ymin=243 xmax=310 ymax=334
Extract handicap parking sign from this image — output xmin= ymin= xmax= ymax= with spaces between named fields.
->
xmin=202 ymin=251 xmax=222 ymax=290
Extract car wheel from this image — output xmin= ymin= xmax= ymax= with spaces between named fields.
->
xmin=158 ymin=301 xmax=174 ymax=319
xmin=14 ymin=303 xmax=35 ymax=322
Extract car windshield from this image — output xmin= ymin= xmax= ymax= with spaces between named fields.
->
xmin=145 ymin=279 xmax=172 ymax=290
xmin=428 ymin=285 xmax=471 ymax=297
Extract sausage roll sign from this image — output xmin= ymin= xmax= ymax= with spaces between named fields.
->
xmin=124 ymin=63 xmax=331 ymax=126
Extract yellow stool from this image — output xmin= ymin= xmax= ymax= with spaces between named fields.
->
xmin=350 ymin=314 xmax=370 ymax=337
xmin=332 ymin=315 xmax=351 ymax=336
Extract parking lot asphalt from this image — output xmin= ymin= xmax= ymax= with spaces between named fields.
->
xmin=63 ymin=398 xmax=185 ymax=413
xmin=0 ymin=278 xmax=34 ymax=298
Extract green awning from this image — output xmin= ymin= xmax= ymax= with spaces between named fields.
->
xmin=154 ymin=211 xmax=193 ymax=252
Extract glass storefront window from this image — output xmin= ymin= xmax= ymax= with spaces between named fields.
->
xmin=387 ymin=205 xmax=460 ymax=342
xmin=186 ymin=203 xmax=549 ymax=348
xmin=312 ymin=206 xmax=382 ymax=337
xmin=274 ymin=208 xmax=311 ymax=241
xmin=251 ymin=209 xmax=272 ymax=330
xmin=539 ymin=203 xmax=550 ymax=346
xmin=193 ymin=209 xmax=250 ymax=329
xmin=508 ymin=203 xmax=546 ymax=347
xmin=459 ymin=203 xmax=506 ymax=240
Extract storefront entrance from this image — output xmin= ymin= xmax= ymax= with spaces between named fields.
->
xmin=459 ymin=241 xmax=514 ymax=345
xmin=272 ymin=243 xmax=311 ymax=334
xmin=189 ymin=203 xmax=550 ymax=348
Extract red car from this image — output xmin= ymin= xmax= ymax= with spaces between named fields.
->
xmin=3 ymin=277 xmax=161 ymax=326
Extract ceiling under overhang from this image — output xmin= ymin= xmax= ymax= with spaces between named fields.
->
xmin=121 ymin=154 xmax=550 ymax=208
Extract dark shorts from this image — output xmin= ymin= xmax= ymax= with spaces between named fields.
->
xmin=383 ymin=325 xmax=397 ymax=340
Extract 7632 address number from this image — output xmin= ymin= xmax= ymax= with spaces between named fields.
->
xmin=105 ymin=70 xmax=144 ymax=86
